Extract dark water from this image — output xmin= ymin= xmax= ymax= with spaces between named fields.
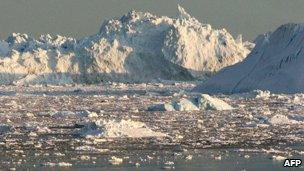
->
xmin=10 ymin=149 xmax=303 ymax=171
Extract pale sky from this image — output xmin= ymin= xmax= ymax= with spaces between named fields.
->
xmin=0 ymin=0 xmax=303 ymax=40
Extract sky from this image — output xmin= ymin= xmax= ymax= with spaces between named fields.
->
xmin=0 ymin=0 xmax=303 ymax=41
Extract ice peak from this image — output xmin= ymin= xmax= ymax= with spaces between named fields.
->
xmin=6 ymin=33 xmax=29 ymax=44
xmin=177 ymin=5 xmax=192 ymax=20
xmin=194 ymin=23 xmax=304 ymax=94
xmin=274 ymin=23 xmax=304 ymax=37
xmin=120 ymin=9 xmax=155 ymax=24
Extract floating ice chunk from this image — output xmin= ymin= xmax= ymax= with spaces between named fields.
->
xmin=78 ymin=119 xmax=166 ymax=138
xmin=109 ymin=156 xmax=123 ymax=165
xmin=185 ymin=155 xmax=193 ymax=160
xmin=42 ymin=162 xmax=56 ymax=167
xmin=163 ymin=161 xmax=175 ymax=169
xmin=76 ymin=122 xmax=104 ymax=138
xmin=88 ymin=111 xmax=98 ymax=118
xmin=234 ymin=90 xmax=271 ymax=99
xmin=25 ymin=112 xmax=35 ymax=118
xmin=79 ymin=110 xmax=99 ymax=118
xmin=54 ymin=152 xmax=65 ymax=157
xmin=195 ymin=94 xmax=234 ymax=110
xmin=80 ymin=155 xmax=90 ymax=161
xmin=97 ymin=119 xmax=166 ymax=138
xmin=214 ymin=155 xmax=222 ymax=160
xmin=29 ymin=132 xmax=38 ymax=137
xmin=36 ymin=126 xmax=51 ymax=134
xmin=52 ymin=110 xmax=98 ymax=118
xmin=270 ymin=114 xmax=300 ymax=125
xmin=148 ymin=94 xmax=233 ymax=111
xmin=147 ymin=103 xmax=176 ymax=111
xmin=272 ymin=155 xmax=286 ymax=161
xmin=75 ymin=145 xmax=109 ymax=153
xmin=58 ymin=162 xmax=73 ymax=167
xmin=173 ymin=98 xmax=199 ymax=111
xmin=292 ymin=94 xmax=304 ymax=105
xmin=135 ymin=163 xmax=140 ymax=167
xmin=252 ymin=90 xmax=271 ymax=99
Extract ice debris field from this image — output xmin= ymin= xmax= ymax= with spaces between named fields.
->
xmin=0 ymin=83 xmax=304 ymax=170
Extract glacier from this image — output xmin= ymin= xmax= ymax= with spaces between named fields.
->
xmin=194 ymin=23 xmax=304 ymax=94
xmin=0 ymin=5 xmax=252 ymax=85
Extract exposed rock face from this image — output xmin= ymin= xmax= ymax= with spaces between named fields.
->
xmin=194 ymin=23 xmax=304 ymax=94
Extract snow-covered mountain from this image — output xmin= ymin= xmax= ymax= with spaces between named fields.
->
xmin=194 ymin=23 xmax=304 ymax=94
xmin=0 ymin=5 xmax=252 ymax=85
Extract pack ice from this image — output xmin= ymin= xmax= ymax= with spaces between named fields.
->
xmin=194 ymin=23 xmax=304 ymax=94
xmin=0 ymin=5 xmax=252 ymax=85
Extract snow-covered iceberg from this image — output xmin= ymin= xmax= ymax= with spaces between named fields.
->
xmin=194 ymin=23 xmax=304 ymax=94
xmin=0 ymin=5 xmax=252 ymax=84
xmin=0 ymin=33 xmax=80 ymax=85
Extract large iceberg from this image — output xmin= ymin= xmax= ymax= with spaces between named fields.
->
xmin=194 ymin=23 xmax=304 ymax=94
xmin=0 ymin=5 xmax=252 ymax=84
